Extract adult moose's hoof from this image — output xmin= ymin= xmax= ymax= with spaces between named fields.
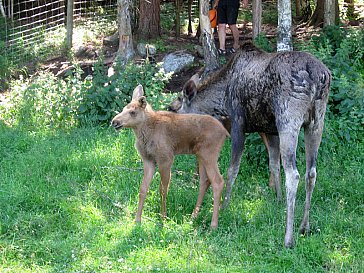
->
xmin=284 ymin=235 xmax=295 ymax=248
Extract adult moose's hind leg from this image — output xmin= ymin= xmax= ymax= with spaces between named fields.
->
xmin=299 ymin=117 xmax=325 ymax=235
xmin=158 ymin=159 xmax=173 ymax=220
xmin=266 ymin=134 xmax=282 ymax=200
xmin=192 ymin=160 xmax=211 ymax=219
xmin=279 ymin=129 xmax=300 ymax=248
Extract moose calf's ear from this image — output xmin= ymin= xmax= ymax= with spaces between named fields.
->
xmin=183 ymin=80 xmax=197 ymax=103
xmin=132 ymin=85 xmax=144 ymax=100
xmin=138 ymin=96 xmax=147 ymax=109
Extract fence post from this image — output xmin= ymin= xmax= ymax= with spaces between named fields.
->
xmin=66 ymin=0 xmax=74 ymax=49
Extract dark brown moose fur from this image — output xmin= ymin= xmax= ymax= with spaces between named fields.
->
xmin=174 ymin=43 xmax=331 ymax=247
xmin=111 ymin=85 xmax=229 ymax=228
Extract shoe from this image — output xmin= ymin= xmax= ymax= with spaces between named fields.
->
xmin=218 ymin=48 xmax=226 ymax=55
xmin=227 ymin=48 xmax=236 ymax=54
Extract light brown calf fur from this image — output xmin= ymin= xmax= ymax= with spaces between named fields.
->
xmin=111 ymin=85 xmax=229 ymax=228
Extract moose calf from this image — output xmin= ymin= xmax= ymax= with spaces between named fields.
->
xmin=111 ymin=85 xmax=229 ymax=228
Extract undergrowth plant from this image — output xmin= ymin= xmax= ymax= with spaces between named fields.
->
xmin=77 ymin=59 xmax=173 ymax=125
xmin=4 ymin=60 xmax=173 ymax=129
xmin=299 ymin=26 xmax=364 ymax=141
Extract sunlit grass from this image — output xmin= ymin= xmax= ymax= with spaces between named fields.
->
xmin=0 ymin=119 xmax=363 ymax=272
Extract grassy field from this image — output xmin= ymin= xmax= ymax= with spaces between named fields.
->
xmin=0 ymin=119 xmax=363 ymax=272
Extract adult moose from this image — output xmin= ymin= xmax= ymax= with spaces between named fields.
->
xmin=176 ymin=43 xmax=331 ymax=247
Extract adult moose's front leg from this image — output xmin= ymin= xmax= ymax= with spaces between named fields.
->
xmin=158 ymin=159 xmax=173 ymax=220
xmin=136 ymin=159 xmax=156 ymax=223
xmin=222 ymin=120 xmax=245 ymax=209
xmin=279 ymin=130 xmax=300 ymax=248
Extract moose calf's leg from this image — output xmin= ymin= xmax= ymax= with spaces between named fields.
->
xmin=136 ymin=159 xmax=156 ymax=223
xmin=205 ymin=161 xmax=224 ymax=229
xmin=158 ymin=160 xmax=173 ymax=219
xmin=279 ymin=131 xmax=300 ymax=248
xmin=299 ymin=121 xmax=324 ymax=235
xmin=192 ymin=162 xmax=210 ymax=218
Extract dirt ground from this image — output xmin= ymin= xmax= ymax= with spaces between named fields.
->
xmin=36 ymin=23 xmax=275 ymax=93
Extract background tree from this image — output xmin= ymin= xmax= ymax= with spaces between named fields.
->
xmin=199 ymin=0 xmax=219 ymax=75
xmin=0 ymin=1 xmax=5 ymax=17
xmin=277 ymin=0 xmax=293 ymax=51
xmin=117 ymin=0 xmax=135 ymax=65
xmin=175 ymin=0 xmax=183 ymax=37
xmin=137 ymin=0 xmax=161 ymax=39
xmin=309 ymin=0 xmax=339 ymax=27
xmin=252 ymin=0 xmax=262 ymax=39
xmin=324 ymin=0 xmax=336 ymax=26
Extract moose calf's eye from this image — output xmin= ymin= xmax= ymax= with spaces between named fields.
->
xmin=130 ymin=111 xmax=136 ymax=117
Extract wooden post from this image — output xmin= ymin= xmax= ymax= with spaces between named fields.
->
xmin=66 ymin=0 xmax=74 ymax=49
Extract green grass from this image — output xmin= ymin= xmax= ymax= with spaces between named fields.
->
xmin=0 ymin=120 xmax=363 ymax=272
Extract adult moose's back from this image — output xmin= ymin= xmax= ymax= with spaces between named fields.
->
xmin=176 ymin=43 xmax=331 ymax=247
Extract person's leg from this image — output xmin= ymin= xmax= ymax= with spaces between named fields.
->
xmin=217 ymin=4 xmax=228 ymax=53
xmin=218 ymin=23 xmax=227 ymax=51
xmin=226 ymin=4 xmax=240 ymax=52
xmin=229 ymin=24 xmax=240 ymax=49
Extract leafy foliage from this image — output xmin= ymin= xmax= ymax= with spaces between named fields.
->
xmin=3 ymin=60 xmax=173 ymax=129
xmin=77 ymin=60 xmax=172 ymax=125
xmin=254 ymin=33 xmax=275 ymax=52
xmin=5 ymin=73 xmax=81 ymax=129
xmin=301 ymin=26 xmax=364 ymax=141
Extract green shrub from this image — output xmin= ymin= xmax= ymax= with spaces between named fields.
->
xmin=254 ymin=33 xmax=275 ymax=52
xmin=77 ymin=59 xmax=172 ymax=125
xmin=5 ymin=72 xmax=81 ymax=129
xmin=301 ymin=26 xmax=364 ymax=140
xmin=4 ymin=60 xmax=173 ymax=130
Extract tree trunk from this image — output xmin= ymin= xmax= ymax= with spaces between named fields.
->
xmin=188 ymin=0 xmax=193 ymax=34
xmin=117 ymin=0 xmax=134 ymax=66
xmin=0 ymin=1 xmax=6 ymax=17
xmin=310 ymin=0 xmax=339 ymax=27
xmin=199 ymin=0 xmax=219 ymax=75
xmin=295 ymin=0 xmax=302 ymax=17
xmin=309 ymin=0 xmax=325 ymax=27
xmin=137 ymin=0 xmax=161 ymax=39
xmin=335 ymin=0 xmax=340 ymax=23
xmin=324 ymin=0 xmax=336 ymax=26
xmin=252 ymin=0 xmax=262 ymax=39
xmin=8 ymin=0 xmax=13 ymax=19
xmin=175 ymin=0 xmax=183 ymax=37
xmin=277 ymin=0 xmax=293 ymax=51
xmin=299 ymin=0 xmax=312 ymax=23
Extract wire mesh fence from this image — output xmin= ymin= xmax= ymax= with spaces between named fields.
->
xmin=1 ymin=0 xmax=117 ymax=66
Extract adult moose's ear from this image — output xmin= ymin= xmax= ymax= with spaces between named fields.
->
xmin=138 ymin=96 xmax=147 ymax=109
xmin=132 ymin=85 xmax=144 ymax=100
xmin=183 ymin=79 xmax=197 ymax=104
